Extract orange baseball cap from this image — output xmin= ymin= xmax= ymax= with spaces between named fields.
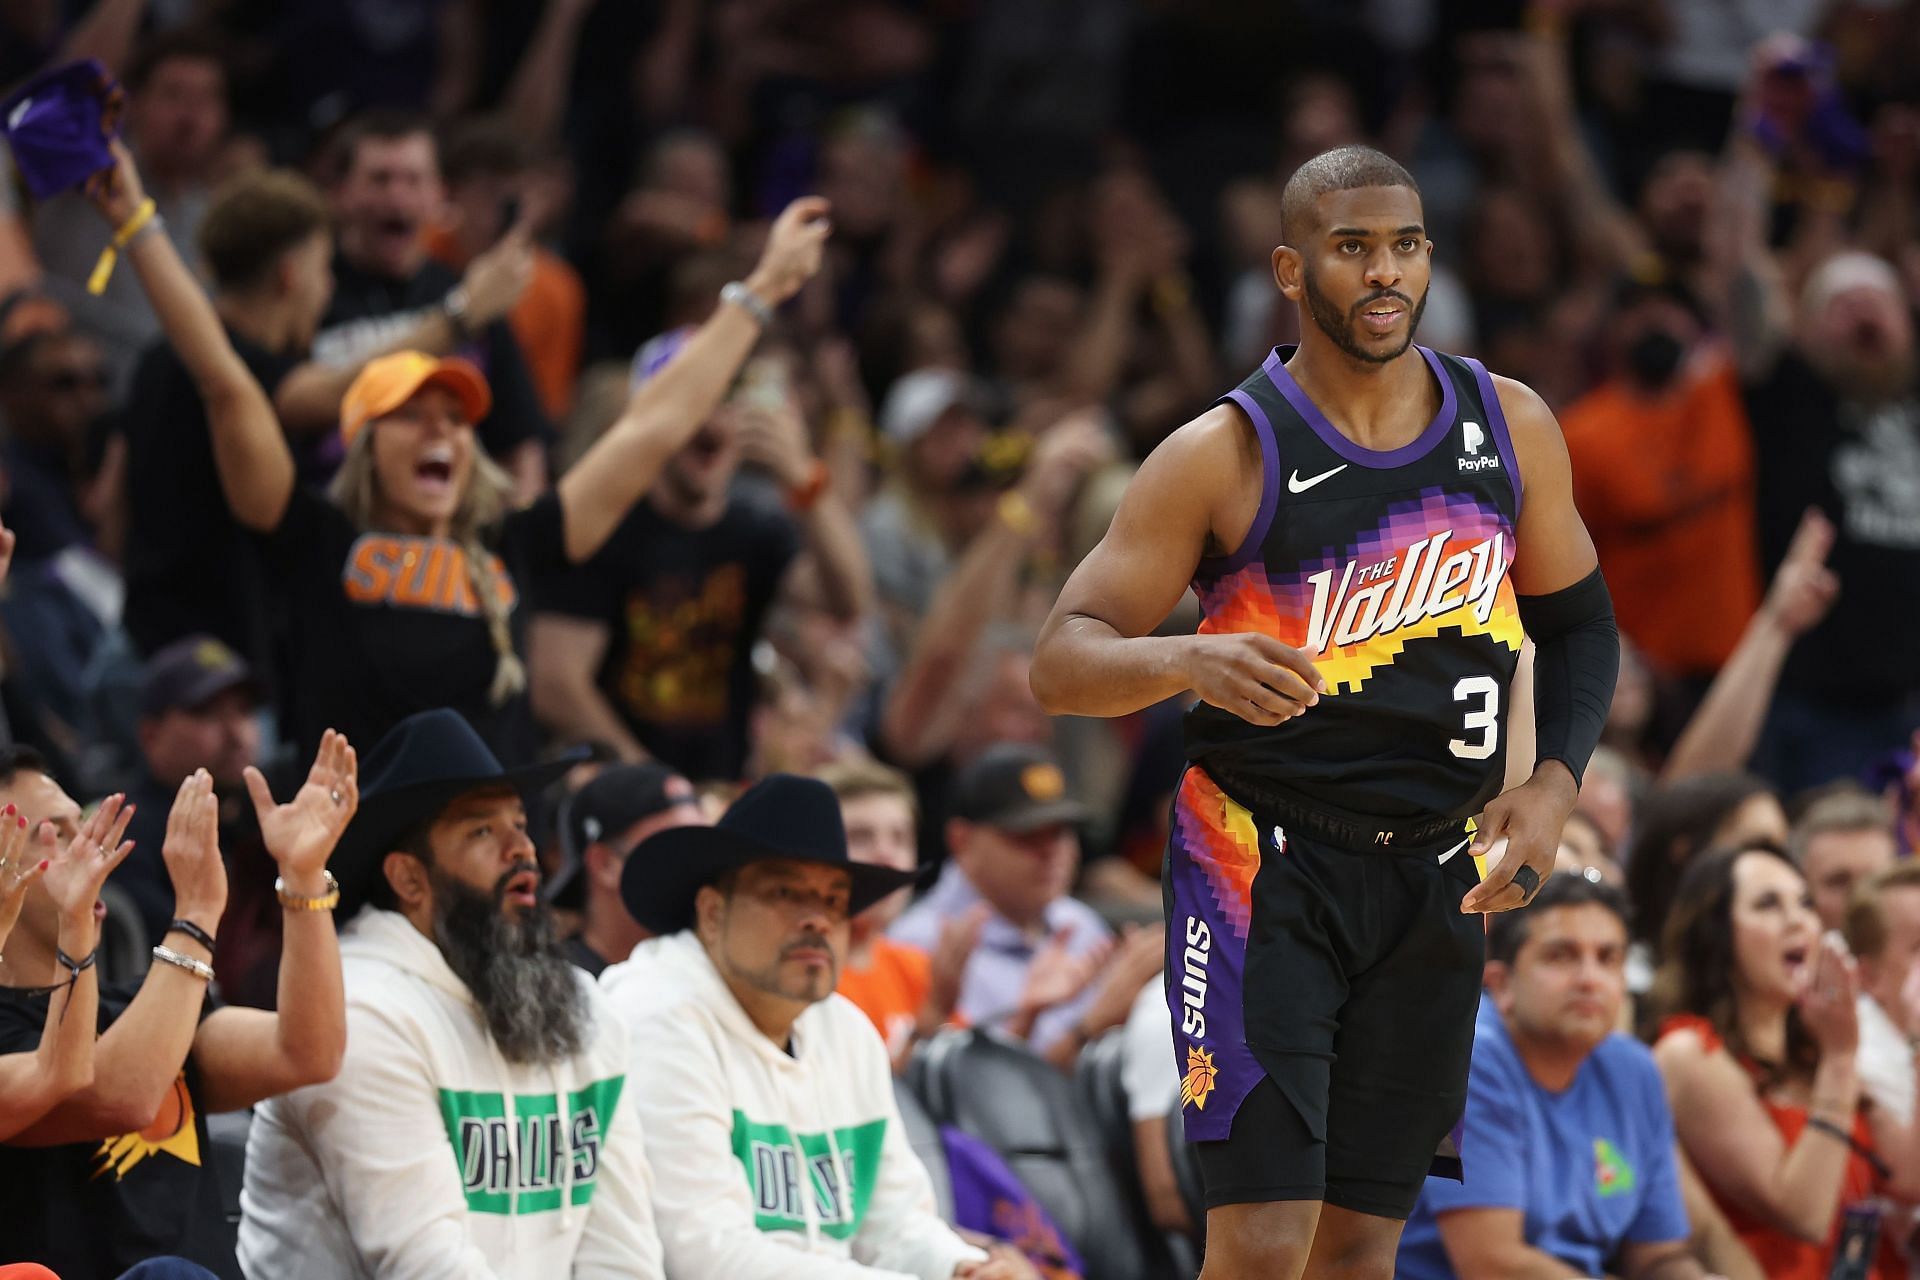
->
xmin=339 ymin=351 xmax=492 ymax=446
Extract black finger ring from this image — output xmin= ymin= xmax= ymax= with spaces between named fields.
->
xmin=1512 ymin=865 xmax=1541 ymax=899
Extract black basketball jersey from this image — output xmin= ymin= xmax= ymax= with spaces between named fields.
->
xmin=1183 ymin=345 xmax=1526 ymax=821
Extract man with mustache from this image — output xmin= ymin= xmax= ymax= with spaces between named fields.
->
xmin=238 ymin=709 xmax=663 ymax=1279
xmin=602 ymin=773 xmax=1033 ymax=1278
xmin=1031 ymin=143 xmax=1619 ymax=1279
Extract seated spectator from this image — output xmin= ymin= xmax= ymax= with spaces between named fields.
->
xmin=0 ymin=735 xmax=353 ymax=1279
xmin=97 ymin=139 xmax=829 ymax=767
xmin=818 ymin=758 xmax=975 ymax=1069
xmin=239 ymin=709 xmax=664 ymax=1278
xmin=1651 ymin=843 xmax=1903 ymax=1278
xmin=889 ymin=744 xmax=1115 ymax=1058
xmin=113 ymin=637 xmax=259 ymax=948
xmin=0 ymin=323 xmax=108 ymax=565
xmin=600 ymin=773 xmax=1028 ymax=1278
xmin=546 ymin=760 xmax=706 ymax=976
xmin=530 ymin=329 xmax=872 ymax=780
xmin=1398 ymin=876 xmax=1712 ymax=1280
xmin=0 ymin=787 xmax=130 ymax=1140
xmin=1793 ymin=787 xmax=1898 ymax=932
xmin=1843 ymin=863 xmax=1920 ymax=1128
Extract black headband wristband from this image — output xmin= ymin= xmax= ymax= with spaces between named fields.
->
xmin=169 ymin=918 xmax=217 ymax=952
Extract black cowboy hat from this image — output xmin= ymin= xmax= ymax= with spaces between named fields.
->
xmin=620 ymin=773 xmax=922 ymax=934
xmin=331 ymin=709 xmax=584 ymax=918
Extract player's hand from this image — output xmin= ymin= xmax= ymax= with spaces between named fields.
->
xmin=1183 ymin=632 xmax=1325 ymax=726
xmin=1459 ymin=764 xmax=1577 ymax=913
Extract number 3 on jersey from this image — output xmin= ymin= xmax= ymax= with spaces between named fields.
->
xmin=1449 ymin=675 xmax=1500 ymax=760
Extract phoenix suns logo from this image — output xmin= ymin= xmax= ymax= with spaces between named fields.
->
xmin=94 ymin=1074 xmax=199 ymax=1180
xmin=1180 ymin=1045 xmax=1217 ymax=1111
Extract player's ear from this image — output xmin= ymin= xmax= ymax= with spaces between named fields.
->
xmin=1482 ymin=958 xmax=1512 ymax=1005
xmin=1272 ymin=244 xmax=1303 ymax=300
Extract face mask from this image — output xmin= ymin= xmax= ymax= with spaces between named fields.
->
xmin=1626 ymin=329 xmax=1686 ymax=389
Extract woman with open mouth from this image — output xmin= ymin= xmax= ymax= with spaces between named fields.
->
xmin=1651 ymin=842 xmax=1907 ymax=1279
xmin=86 ymin=139 xmax=831 ymax=765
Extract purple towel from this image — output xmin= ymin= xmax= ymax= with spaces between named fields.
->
xmin=1 ymin=59 xmax=125 ymax=200
xmin=940 ymin=1125 xmax=1085 ymax=1280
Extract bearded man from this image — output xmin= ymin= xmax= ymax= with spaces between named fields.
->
xmin=237 ymin=709 xmax=664 ymax=1279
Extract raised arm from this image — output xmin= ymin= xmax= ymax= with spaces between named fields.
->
xmin=1662 ymin=510 xmax=1837 ymax=781
xmin=86 ymin=143 xmax=295 ymax=531
xmin=9 ymin=792 xmax=212 ymax=1149
xmin=194 ymin=731 xmax=357 ymax=1113
xmin=554 ymin=197 xmax=831 ymax=563
xmin=882 ymin=412 xmax=1112 ymax=767
xmin=1031 ymin=406 xmax=1323 ymax=721
xmin=0 ymin=806 xmax=134 ymax=1140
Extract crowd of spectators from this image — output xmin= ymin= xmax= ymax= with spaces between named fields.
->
xmin=0 ymin=0 xmax=1919 ymax=1276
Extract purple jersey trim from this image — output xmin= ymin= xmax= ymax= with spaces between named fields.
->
xmin=1261 ymin=345 xmax=1458 ymax=469
xmin=1461 ymin=355 xmax=1524 ymax=516
xmin=1199 ymin=388 xmax=1282 ymax=576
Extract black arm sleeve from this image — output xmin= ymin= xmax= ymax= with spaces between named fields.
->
xmin=1516 ymin=566 xmax=1619 ymax=786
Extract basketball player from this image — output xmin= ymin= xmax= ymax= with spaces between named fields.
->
xmin=1030 ymin=146 xmax=1619 ymax=1278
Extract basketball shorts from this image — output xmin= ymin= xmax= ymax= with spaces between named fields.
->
xmin=1162 ymin=764 xmax=1487 ymax=1220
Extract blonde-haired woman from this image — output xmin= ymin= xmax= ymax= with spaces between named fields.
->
xmin=88 ymin=141 xmax=829 ymax=764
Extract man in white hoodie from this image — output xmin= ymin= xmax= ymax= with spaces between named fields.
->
xmin=238 ymin=709 xmax=664 ymax=1279
xmin=602 ymin=772 xmax=1035 ymax=1279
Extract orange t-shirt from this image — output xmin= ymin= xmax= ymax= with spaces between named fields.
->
xmin=837 ymin=937 xmax=932 ymax=1058
xmin=1561 ymin=354 xmax=1760 ymax=677
xmin=1657 ymin=1014 xmax=1900 ymax=1280
xmin=425 ymin=227 xmax=584 ymax=421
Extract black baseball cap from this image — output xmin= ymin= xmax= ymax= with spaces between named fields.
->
xmin=546 ymin=762 xmax=702 ymax=910
xmin=950 ymin=743 xmax=1088 ymax=833
xmin=139 ymin=635 xmax=259 ymax=718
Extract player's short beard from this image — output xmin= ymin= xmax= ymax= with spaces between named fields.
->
xmin=1303 ymin=262 xmax=1428 ymax=364
xmin=433 ymin=867 xmax=588 ymax=1064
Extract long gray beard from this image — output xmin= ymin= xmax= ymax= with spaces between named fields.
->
xmin=433 ymin=872 xmax=588 ymax=1065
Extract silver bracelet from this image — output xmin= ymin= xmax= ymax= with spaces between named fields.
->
xmin=151 ymin=944 xmax=214 ymax=983
xmin=720 ymin=280 xmax=774 ymax=327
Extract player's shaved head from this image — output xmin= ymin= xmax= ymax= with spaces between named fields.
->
xmin=1280 ymin=145 xmax=1421 ymax=244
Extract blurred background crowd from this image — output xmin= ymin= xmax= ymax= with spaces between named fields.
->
xmin=2 ymin=0 xmax=1920 ymax=1276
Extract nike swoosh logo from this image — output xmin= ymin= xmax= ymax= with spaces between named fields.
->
xmin=1287 ymin=464 xmax=1348 ymax=493
xmin=1437 ymin=837 xmax=1470 ymax=865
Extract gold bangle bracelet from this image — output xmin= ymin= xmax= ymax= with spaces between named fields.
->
xmin=276 ymin=869 xmax=341 ymax=912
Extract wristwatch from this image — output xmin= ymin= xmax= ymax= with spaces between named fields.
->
xmin=442 ymin=286 xmax=475 ymax=344
xmin=720 ymin=280 xmax=774 ymax=327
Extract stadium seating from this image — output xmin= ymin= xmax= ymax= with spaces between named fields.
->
xmin=907 ymin=1028 xmax=1150 ymax=1280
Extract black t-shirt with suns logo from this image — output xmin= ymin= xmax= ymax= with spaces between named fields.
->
xmin=0 ymin=980 xmax=235 ymax=1280
xmin=258 ymin=486 xmax=567 ymax=766
xmin=534 ymin=488 xmax=799 ymax=780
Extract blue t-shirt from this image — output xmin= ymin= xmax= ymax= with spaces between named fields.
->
xmin=1397 ymin=998 xmax=1690 ymax=1279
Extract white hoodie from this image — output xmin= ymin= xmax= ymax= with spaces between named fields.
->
xmin=600 ymin=932 xmax=984 ymax=1280
xmin=237 ymin=908 xmax=664 ymax=1279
